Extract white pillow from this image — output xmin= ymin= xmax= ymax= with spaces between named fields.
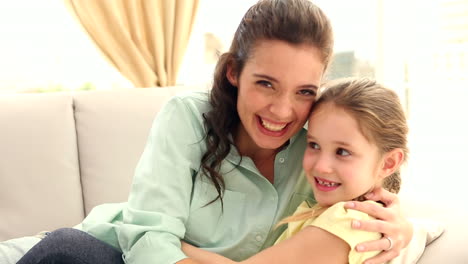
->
xmin=389 ymin=218 xmax=444 ymax=264
xmin=0 ymin=236 xmax=41 ymax=264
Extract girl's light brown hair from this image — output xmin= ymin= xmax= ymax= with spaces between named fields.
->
xmin=278 ymin=78 xmax=408 ymax=226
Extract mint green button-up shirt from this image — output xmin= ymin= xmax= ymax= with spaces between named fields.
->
xmin=80 ymin=91 xmax=315 ymax=264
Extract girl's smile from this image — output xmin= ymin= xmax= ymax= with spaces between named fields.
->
xmin=314 ymin=176 xmax=341 ymax=192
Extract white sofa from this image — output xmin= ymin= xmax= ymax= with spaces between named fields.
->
xmin=0 ymin=87 xmax=467 ymax=263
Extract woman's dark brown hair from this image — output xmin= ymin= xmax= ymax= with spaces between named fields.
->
xmin=199 ymin=0 xmax=334 ymax=205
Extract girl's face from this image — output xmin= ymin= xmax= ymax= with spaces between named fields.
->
xmin=228 ymin=39 xmax=324 ymax=155
xmin=303 ymin=103 xmax=386 ymax=206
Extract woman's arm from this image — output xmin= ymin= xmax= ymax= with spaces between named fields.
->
xmin=182 ymin=227 xmax=349 ymax=264
xmin=181 ymin=242 xmax=236 ymax=264
xmin=117 ymin=96 xmax=206 ymax=264
xmin=344 ymin=187 xmax=413 ymax=264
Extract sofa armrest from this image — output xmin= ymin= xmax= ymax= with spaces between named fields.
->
xmin=400 ymin=197 xmax=468 ymax=263
xmin=417 ymin=209 xmax=467 ymax=263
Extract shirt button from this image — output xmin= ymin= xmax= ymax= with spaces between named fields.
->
xmin=279 ymin=157 xmax=285 ymax=163
xmin=255 ymin=235 xmax=263 ymax=242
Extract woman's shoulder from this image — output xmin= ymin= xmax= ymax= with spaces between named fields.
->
xmin=146 ymin=90 xmax=212 ymax=147
xmin=169 ymin=90 xmax=212 ymax=113
xmin=156 ymin=90 xmax=212 ymax=128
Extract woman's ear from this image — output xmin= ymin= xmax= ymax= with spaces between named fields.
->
xmin=226 ymin=62 xmax=238 ymax=87
xmin=379 ymin=149 xmax=404 ymax=179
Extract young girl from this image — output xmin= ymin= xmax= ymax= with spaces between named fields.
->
xmin=182 ymin=77 xmax=408 ymax=264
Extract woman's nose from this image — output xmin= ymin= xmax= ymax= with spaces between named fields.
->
xmin=270 ymin=94 xmax=293 ymax=118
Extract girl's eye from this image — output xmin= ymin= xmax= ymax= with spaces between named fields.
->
xmin=336 ymin=148 xmax=351 ymax=156
xmin=298 ymin=89 xmax=317 ymax=96
xmin=309 ymin=142 xmax=320 ymax=150
xmin=257 ymin=80 xmax=273 ymax=88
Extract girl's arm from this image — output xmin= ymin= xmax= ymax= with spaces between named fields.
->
xmin=345 ymin=187 xmax=413 ymax=264
xmin=242 ymin=226 xmax=349 ymax=264
xmin=182 ymin=226 xmax=349 ymax=264
xmin=177 ymin=259 xmax=203 ymax=264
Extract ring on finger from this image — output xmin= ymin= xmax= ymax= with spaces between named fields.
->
xmin=384 ymin=236 xmax=394 ymax=251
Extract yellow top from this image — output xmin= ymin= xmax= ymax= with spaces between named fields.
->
xmin=275 ymin=201 xmax=382 ymax=264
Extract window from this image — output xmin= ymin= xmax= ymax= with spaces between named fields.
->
xmin=0 ymin=0 xmax=132 ymax=94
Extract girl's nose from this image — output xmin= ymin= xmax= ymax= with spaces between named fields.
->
xmin=313 ymin=154 xmax=333 ymax=175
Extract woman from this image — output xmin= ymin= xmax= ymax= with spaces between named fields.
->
xmin=16 ymin=1 xmax=412 ymax=264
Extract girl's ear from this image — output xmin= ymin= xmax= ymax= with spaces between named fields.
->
xmin=379 ymin=148 xmax=404 ymax=179
xmin=226 ymin=62 xmax=238 ymax=87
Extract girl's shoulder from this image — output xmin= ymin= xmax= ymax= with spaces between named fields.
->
xmin=311 ymin=201 xmax=382 ymax=263
xmin=319 ymin=201 xmax=380 ymax=222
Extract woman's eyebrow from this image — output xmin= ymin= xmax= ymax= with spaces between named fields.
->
xmin=253 ymin=73 xmax=318 ymax=90
xmin=253 ymin=73 xmax=278 ymax=83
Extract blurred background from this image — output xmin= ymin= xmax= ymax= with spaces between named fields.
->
xmin=0 ymin=0 xmax=467 ymax=209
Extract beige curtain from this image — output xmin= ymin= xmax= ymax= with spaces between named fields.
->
xmin=64 ymin=0 xmax=199 ymax=87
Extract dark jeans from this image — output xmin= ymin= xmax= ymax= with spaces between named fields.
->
xmin=16 ymin=228 xmax=124 ymax=264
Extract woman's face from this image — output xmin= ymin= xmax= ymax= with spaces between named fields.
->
xmin=303 ymin=103 xmax=385 ymax=206
xmin=228 ymin=39 xmax=324 ymax=154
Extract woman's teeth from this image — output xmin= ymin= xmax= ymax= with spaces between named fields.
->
xmin=317 ymin=178 xmax=340 ymax=187
xmin=261 ymin=119 xmax=287 ymax=131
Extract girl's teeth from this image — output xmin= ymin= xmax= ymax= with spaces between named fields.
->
xmin=317 ymin=179 xmax=340 ymax=187
xmin=261 ymin=119 xmax=287 ymax=131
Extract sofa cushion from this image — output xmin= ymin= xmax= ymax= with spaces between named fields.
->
xmin=0 ymin=93 xmax=84 ymax=241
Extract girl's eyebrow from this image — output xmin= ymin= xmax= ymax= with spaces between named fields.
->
xmin=307 ymin=135 xmax=352 ymax=147
xmin=332 ymin=140 xmax=351 ymax=147
xmin=253 ymin=73 xmax=319 ymax=90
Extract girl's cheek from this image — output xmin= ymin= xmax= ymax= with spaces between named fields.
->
xmin=302 ymin=150 xmax=315 ymax=172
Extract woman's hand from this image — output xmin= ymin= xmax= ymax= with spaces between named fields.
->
xmin=344 ymin=187 xmax=413 ymax=264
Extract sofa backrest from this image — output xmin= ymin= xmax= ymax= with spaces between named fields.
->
xmin=0 ymin=93 xmax=84 ymax=240
xmin=74 ymin=87 xmax=193 ymax=214
xmin=0 ymin=86 xmax=206 ymax=241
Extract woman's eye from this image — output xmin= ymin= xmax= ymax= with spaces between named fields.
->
xmin=336 ymin=148 xmax=351 ymax=156
xmin=309 ymin=142 xmax=320 ymax=150
xmin=257 ymin=80 xmax=273 ymax=88
xmin=299 ymin=89 xmax=316 ymax=96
